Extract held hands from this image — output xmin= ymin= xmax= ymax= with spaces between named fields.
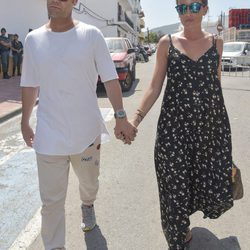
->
xmin=114 ymin=109 xmax=145 ymax=144
xmin=114 ymin=118 xmax=138 ymax=145
xmin=21 ymin=123 xmax=35 ymax=147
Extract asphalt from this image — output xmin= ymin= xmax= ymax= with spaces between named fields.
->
xmin=1 ymin=65 xmax=250 ymax=250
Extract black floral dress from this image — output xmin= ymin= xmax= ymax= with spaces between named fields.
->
xmin=154 ymin=35 xmax=234 ymax=250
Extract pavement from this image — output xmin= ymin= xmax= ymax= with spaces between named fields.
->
xmin=1 ymin=63 xmax=250 ymax=249
xmin=0 ymin=76 xmax=22 ymax=124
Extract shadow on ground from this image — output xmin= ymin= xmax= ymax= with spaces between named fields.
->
xmin=96 ymin=79 xmax=141 ymax=98
xmin=188 ymin=227 xmax=241 ymax=250
xmin=84 ymin=225 xmax=108 ymax=250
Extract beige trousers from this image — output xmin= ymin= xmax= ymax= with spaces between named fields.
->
xmin=36 ymin=137 xmax=101 ymax=250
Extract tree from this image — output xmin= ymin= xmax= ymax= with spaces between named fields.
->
xmin=145 ymin=32 xmax=159 ymax=43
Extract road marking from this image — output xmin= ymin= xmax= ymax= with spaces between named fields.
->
xmin=100 ymin=108 xmax=113 ymax=121
xmin=0 ymin=146 xmax=26 ymax=166
xmin=9 ymin=208 xmax=41 ymax=250
xmin=6 ymin=108 xmax=113 ymax=250
xmin=0 ymin=108 xmax=113 ymax=167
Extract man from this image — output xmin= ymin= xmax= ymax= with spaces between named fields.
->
xmin=11 ymin=34 xmax=23 ymax=76
xmin=20 ymin=0 xmax=137 ymax=249
xmin=0 ymin=28 xmax=11 ymax=79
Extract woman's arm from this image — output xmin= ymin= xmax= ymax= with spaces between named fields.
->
xmin=216 ymin=37 xmax=224 ymax=82
xmin=131 ymin=35 xmax=170 ymax=127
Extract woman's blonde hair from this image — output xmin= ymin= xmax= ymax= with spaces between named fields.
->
xmin=176 ymin=0 xmax=208 ymax=5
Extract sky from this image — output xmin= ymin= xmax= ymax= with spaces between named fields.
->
xmin=141 ymin=0 xmax=250 ymax=30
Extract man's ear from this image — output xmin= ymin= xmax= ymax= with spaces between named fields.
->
xmin=73 ymin=0 xmax=78 ymax=6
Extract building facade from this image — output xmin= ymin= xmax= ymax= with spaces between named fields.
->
xmin=0 ymin=0 xmax=145 ymax=44
xmin=73 ymin=0 xmax=145 ymax=44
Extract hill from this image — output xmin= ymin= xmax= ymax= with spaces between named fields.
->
xmin=150 ymin=23 xmax=180 ymax=35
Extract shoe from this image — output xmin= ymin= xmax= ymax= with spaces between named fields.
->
xmin=81 ymin=204 xmax=96 ymax=232
xmin=3 ymin=73 xmax=11 ymax=79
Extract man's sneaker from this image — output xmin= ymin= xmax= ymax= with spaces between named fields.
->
xmin=81 ymin=204 xmax=96 ymax=232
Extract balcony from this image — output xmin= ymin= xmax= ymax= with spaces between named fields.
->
xmin=118 ymin=0 xmax=133 ymax=11
xmin=117 ymin=12 xmax=135 ymax=34
xmin=139 ymin=11 xmax=145 ymax=18
xmin=138 ymin=32 xmax=145 ymax=39
xmin=139 ymin=18 xmax=145 ymax=28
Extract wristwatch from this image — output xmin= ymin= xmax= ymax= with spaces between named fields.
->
xmin=114 ymin=109 xmax=126 ymax=119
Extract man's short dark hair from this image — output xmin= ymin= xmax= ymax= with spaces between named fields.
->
xmin=1 ymin=28 xmax=6 ymax=33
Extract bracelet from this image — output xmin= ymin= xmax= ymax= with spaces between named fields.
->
xmin=134 ymin=113 xmax=143 ymax=125
xmin=136 ymin=112 xmax=144 ymax=119
xmin=136 ymin=109 xmax=145 ymax=118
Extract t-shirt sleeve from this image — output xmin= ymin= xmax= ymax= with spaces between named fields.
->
xmin=93 ymin=29 xmax=118 ymax=82
xmin=20 ymin=36 xmax=39 ymax=87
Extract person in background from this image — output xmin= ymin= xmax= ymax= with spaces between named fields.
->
xmin=20 ymin=0 xmax=137 ymax=249
xmin=131 ymin=0 xmax=233 ymax=249
xmin=11 ymin=34 xmax=23 ymax=76
xmin=0 ymin=27 xmax=11 ymax=79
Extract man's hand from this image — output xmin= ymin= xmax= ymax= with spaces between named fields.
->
xmin=21 ymin=123 xmax=35 ymax=147
xmin=114 ymin=118 xmax=137 ymax=145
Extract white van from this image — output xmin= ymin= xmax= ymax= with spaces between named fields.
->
xmin=221 ymin=42 xmax=250 ymax=69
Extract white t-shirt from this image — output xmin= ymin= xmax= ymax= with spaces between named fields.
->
xmin=21 ymin=22 xmax=118 ymax=155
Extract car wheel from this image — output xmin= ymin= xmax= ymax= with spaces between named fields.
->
xmin=120 ymin=70 xmax=132 ymax=92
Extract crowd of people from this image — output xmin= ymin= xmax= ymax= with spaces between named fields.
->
xmin=0 ymin=27 xmax=23 ymax=79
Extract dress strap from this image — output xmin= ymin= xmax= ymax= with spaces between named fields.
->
xmin=168 ymin=34 xmax=173 ymax=46
xmin=212 ymin=34 xmax=218 ymax=47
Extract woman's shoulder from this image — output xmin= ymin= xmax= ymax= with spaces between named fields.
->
xmin=158 ymin=34 xmax=173 ymax=48
xmin=204 ymin=31 xmax=223 ymax=44
xmin=204 ymin=32 xmax=223 ymax=55
xmin=168 ymin=32 xmax=182 ymax=42
xmin=159 ymin=34 xmax=170 ymax=44
xmin=155 ymin=35 xmax=172 ymax=57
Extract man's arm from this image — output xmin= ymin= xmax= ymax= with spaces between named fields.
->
xmin=21 ymin=87 xmax=39 ymax=147
xmin=104 ymin=79 xmax=137 ymax=144
xmin=0 ymin=40 xmax=11 ymax=48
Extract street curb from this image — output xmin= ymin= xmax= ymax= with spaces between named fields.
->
xmin=0 ymin=107 xmax=22 ymax=124
xmin=0 ymin=100 xmax=39 ymax=124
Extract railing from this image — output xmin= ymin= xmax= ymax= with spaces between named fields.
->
xmin=221 ymin=27 xmax=250 ymax=43
xmin=118 ymin=4 xmax=134 ymax=29
xmin=124 ymin=13 xmax=134 ymax=29
xmin=221 ymin=56 xmax=250 ymax=77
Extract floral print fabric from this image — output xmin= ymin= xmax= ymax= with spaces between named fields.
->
xmin=154 ymin=35 xmax=234 ymax=250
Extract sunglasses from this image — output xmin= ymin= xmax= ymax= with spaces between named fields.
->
xmin=175 ymin=2 xmax=205 ymax=15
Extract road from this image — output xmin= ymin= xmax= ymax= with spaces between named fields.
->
xmin=1 ymin=55 xmax=250 ymax=250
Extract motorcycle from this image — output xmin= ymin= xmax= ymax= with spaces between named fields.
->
xmin=135 ymin=45 xmax=149 ymax=62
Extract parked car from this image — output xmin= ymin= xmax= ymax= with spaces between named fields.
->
xmin=221 ymin=41 xmax=250 ymax=69
xmin=98 ymin=37 xmax=136 ymax=92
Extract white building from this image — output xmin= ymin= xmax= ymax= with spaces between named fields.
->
xmin=0 ymin=0 xmax=145 ymax=44
xmin=73 ymin=0 xmax=144 ymax=44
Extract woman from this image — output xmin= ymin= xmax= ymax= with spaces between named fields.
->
xmin=131 ymin=0 xmax=233 ymax=249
